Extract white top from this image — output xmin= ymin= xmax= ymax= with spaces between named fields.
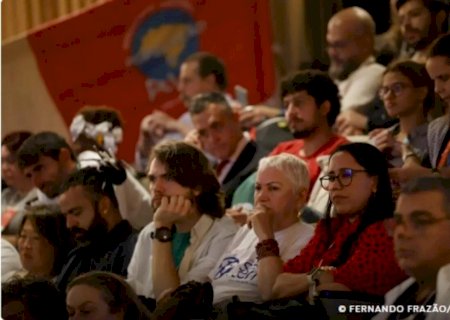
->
xmin=127 ymin=215 xmax=237 ymax=298
xmin=336 ymin=56 xmax=385 ymax=112
xmin=1 ymin=239 xmax=23 ymax=283
xmin=210 ymin=221 xmax=314 ymax=304
xmin=372 ymin=264 xmax=450 ymax=320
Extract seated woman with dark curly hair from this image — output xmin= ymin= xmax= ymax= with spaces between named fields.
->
xmin=257 ymin=143 xmax=407 ymax=301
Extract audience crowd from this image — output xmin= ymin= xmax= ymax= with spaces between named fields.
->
xmin=2 ymin=2 xmax=450 ymax=319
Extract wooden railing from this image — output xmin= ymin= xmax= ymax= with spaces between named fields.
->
xmin=2 ymin=0 xmax=106 ymax=41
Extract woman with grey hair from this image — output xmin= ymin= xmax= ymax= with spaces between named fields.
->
xmin=209 ymin=153 xmax=314 ymax=306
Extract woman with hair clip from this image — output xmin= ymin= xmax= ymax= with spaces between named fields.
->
xmin=369 ymin=60 xmax=434 ymax=168
xmin=256 ymin=143 xmax=407 ymax=301
xmin=66 ymin=271 xmax=152 ymax=320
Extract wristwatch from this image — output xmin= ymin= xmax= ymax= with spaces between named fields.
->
xmin=150 ymin=226 xmax=173 ymax=242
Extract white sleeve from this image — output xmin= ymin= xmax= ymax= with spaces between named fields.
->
xmin=127 ymin=223 xmax=154 ymax=297
xmin=1 ymin=239 xmax=22 ymax=282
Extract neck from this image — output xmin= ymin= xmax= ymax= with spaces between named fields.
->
xmin=106 ymin=211 xmax=123 ymax=232
xmin=398 ymin=110 xmax=426 ymax=137
xmin=15 ymin=179 xmax=34 ymax=196
xmin=301 ymin=127 xmax=334 ymax=157
xmin=175 ymin=211 xmax=201 ymax=233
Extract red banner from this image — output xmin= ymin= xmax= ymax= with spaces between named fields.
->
xmin=27 ymin=0 xmax=276 ymax=162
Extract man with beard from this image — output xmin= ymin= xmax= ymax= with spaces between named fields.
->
xmin=127 ymin=141 xmax=237 ymax=300
xmin=17 ymin=132 xmax=77 ymax=205
xmin=55 ymin=165 xmax=138 ymax=291
xmin=326 ymin=7 xmax=386 ymax=135
xmin=396 ymin=0 xmax=449 ymax=63
xmin=231 ymin=70 xmax=348 ymax=208
xmin=17 ymin=131 xmax=153 ymax=229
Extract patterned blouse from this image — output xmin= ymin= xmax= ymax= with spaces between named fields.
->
xmin=283 ymin=216 xmax=407 ymax=296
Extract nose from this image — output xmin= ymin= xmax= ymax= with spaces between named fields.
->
xmin=434 ymin=81 xmax=444 ymax=97
xmin=151 ymin=176 xmax=165 ymax=194
xmin=66 ymin=215 xmax=78 ymax=229
xmin=255 ymin=187 xmax=269 ymax=203
xmin=285 ymin=103 xmax=297 ymax=120
xmin=327 ymin=178 xmax=342 ymax=191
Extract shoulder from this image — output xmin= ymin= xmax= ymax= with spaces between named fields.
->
xmin=210 ymin=216 xmax=239 ymax=236
xmin=272 ymin=140 xmax=303 ymax=154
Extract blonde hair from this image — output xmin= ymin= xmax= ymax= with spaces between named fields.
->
xmin=257 ymin=153 xmax=310 ymax=193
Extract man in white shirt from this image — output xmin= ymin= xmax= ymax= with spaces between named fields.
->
xmin=326 ymin=7 xmax=386 ymax=135
xmin=127 ymin=141 xmax=237 ymax=299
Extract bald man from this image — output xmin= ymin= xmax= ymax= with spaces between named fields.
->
xmin=327 ymin=7 xmax=386 ymax=135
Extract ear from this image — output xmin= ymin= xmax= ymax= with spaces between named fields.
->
xmin=295 ymin=188 xmax=308 ymax=208
xmin=435 ymin=10 xmax=447 ymax=32
xmin=370 ymin=176 xmax=378 ymax=194
xmin=98 ymin=196 xmax=111 ymax=218
xmin=319 ymin=100 xmax=331 ymax=118
xmin=204 ymin=73 xmax=217 ymax=90
xmin=416 ymin=87 xmax=428 ymax=103
xmin=58 ymin=148 xmax=72 ymax=163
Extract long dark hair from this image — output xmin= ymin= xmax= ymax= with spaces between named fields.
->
xmin=67 ymin=271 xmax=152 ymax=319
xmin=19 ymin=205 xmax=73 ymax=277
xmin=325 ymin=143 xmax=394 ymax=267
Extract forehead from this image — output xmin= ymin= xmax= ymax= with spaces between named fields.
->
xmin=426 ymin=56 xmax=450 ymax=79
xmin=21 ymin=219 xmax=36 ymax=232
xmin=398 ymin=0 xmax=427 ymax=14
xmin=328 ymin=151 xmax=360 ymax=169
xmin=396 ymin=190 xmax=446 ymax=215
xmin=283 ymin=90 xmax=314 ymax=102
xmin=192 ymin=103 xmax=230 ymax=125
xmin=23 ymin=155 xmax=58 ymax=171
xmin=148 ymin=158 xmax=167 ymax=175
xmin=59 ymin=185 xmax=90 ymax=207
xmin=179 ymin=61 xmax=200 ymax=78
xmin=382 ymin=71 xmax=411 ymax=84
xmin=67 ymin=284 xmax=103 ymax=303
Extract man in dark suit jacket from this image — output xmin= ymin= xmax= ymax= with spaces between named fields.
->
xmin=188 ymin=92 xmax=266 ymax=207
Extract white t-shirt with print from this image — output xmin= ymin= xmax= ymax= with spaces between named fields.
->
xmin=210 ymin=221 xmax=314 ymax=304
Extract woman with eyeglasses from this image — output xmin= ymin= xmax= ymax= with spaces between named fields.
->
xmin=369 ymin=60 xmax=434 ymax=168
xmin=257 ymin=143 xmax=406 ymax=301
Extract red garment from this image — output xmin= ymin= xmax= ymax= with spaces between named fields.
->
xmin=270 ymin=135 xmax=348 ymax=187
xmin=283 ymin=217 xmax=407 ymax=296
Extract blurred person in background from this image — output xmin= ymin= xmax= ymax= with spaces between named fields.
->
xmin=1 ymin=131 xmax=37 ymax=245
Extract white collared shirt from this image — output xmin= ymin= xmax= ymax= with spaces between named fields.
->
xmin=335 ymin=56 xmax=385 ymax=112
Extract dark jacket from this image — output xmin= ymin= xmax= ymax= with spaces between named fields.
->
xmin=222 ymin=140 xmax=266 ymax=208
xmin=55 ymin=220 xmax=138 ymax=291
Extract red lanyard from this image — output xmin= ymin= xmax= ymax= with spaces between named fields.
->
xmin=437 ymin=139 xmax=450 ymax=168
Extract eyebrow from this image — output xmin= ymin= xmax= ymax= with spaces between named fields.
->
xmin=147 ymin=173 xmax=170 ymax=180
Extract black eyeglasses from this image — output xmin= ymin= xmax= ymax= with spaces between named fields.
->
xmin=319 ymin=168 xmax=367 ymax=190
xmin=392 ymin=212 xmax=450 ymax=232
xmin=378 ymin=82 xmax=412 ymax=98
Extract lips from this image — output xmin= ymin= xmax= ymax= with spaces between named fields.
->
xmin=331 ymin=194 xmax=347 ymax=203
xmin=395 ymin=248 xmax=415 ymax=259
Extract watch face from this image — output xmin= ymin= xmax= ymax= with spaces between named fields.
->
xmin=152 ymin=227 xmax=173 ymax=242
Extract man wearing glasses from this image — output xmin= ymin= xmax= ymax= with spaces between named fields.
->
xmin=373 ymin=177 xmax=450 ymax=320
